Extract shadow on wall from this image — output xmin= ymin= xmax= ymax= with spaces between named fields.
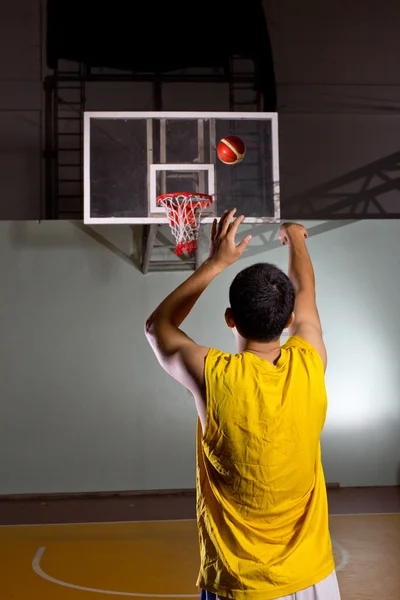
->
xmin=236 ymin=148 xmax=400 ymax=259
xmin=237 ymin=219 xmax=357 ymax=261
xmin=281 ymin=150 xmax=400 ymax=220
xmin=6 ymin=150 xmax=400 ymax=270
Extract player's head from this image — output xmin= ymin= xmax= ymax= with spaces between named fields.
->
xmin=226 ymin=263 xmax=295 ymax=343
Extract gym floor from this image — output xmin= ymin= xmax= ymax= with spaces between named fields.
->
xmin=1 ymin=487 xmax=399 ymax=599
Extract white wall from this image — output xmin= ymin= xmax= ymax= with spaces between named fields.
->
xmin=0 ymin=219 xmax=399 ymax=494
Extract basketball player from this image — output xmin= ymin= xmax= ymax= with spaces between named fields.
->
xmin=145 ymin=209 xmax=341 ymax=600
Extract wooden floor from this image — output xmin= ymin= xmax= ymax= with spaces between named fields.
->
xmin=0 ymin=488 xmax=399 ymax=599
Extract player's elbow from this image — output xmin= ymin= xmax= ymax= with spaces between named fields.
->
xmin=144 ymin=318 xmax=152 ymax=334
xmin=144 ymin=315 xmax=168 ymax=351
xmin=144 ymin=314 xmax=157 ymax=338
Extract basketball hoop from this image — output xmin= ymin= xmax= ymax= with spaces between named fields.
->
xmin=156 ymin=192 xmax=213 ymax=256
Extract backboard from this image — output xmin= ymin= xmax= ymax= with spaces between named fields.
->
xmin=83 ymin=112 xmax=280 ymax=224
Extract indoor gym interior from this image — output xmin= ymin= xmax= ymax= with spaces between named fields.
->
xmin=1 ymin=1 xmax=400 ymax=599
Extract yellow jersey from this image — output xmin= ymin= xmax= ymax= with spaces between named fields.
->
xmin=196 ymin=336 xmax=335 ymax=599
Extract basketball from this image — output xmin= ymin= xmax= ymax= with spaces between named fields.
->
xmin=217 ymin=136 xmax=246 ymax=164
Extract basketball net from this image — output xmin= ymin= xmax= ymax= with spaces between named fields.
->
xmin=157 ymin=192 xmax=213 ymax=256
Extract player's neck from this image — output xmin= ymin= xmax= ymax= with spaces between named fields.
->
xmin=238 ymin=339 xmax=282 ymax=357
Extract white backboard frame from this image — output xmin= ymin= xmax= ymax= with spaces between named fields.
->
xmin=149 ymin=164 xmax=215 ymax=214
xmin=84 ymin=111 xmax=280 ymax=225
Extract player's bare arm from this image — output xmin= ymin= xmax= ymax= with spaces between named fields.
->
xmin=145 ymin=209 xmax=252 ymax=396
xmin=278 ymin=222 xmax=327 ymax=370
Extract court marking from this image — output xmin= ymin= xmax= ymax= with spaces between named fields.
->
xmin=32 ymin=547 xmax=199 ymax=598
xmin=32 ymin=537 xmax=349 ymax=597
xmin=331 ymin=538 xmax=350 ymax=572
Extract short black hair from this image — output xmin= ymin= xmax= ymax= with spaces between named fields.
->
xmin=229 ymin=263 xmax=295 ymax=342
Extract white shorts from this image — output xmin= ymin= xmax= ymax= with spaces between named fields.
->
xmin=210 ymin=570 xmax=341 ymax=600
xmin=278 ymin=570 xmax=341 ymax=599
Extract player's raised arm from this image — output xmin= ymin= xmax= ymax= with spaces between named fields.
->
xmin=278 ymin=223 xmax=327 ymax=370
xmin=144 ymin=209 xmax=252 ymax=392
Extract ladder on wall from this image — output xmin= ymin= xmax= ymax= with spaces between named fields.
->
xmin=45 ymin=61 xmax=86 ymax=219
xmin=229 ymin=55 xmax=263 ymax=112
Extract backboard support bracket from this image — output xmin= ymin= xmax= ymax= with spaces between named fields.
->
xmin=140 ymin=224 xmax=199 ymax=273
xmin=72 ymin=222 xmax=138 ymax=269
xmin=141 ymin=224 xmax=159 ymax=274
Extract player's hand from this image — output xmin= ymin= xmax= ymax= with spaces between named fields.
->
xmin=208 ymin=209 xmax=252 ymax=268
xmin=278 ymin=222 xmax=308 ymax=246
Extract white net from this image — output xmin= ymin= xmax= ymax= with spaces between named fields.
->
xmin=157 ymin=193 xmax=213 ymax=255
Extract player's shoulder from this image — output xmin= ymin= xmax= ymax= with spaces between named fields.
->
xmin=206 ymin=347 xmax=235 ymax=361
xmin=282 ymin=335 xmax=325 ymax=368
xmin=205 ymin=347 xmax=243 ymax=369
xmin=283 ymin=335 xmax=317 ymax=351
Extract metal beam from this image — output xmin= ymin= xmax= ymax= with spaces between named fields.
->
xmin=148 ymin=261 xmax=196 ymax=267
xmin=147 ymin=262 xmax=196 ymax=272
xmin=45 ymin=73 xmax=256 ymax=84
xmin=195 ymin=229 xmax=204 ymax=270
xmin=141 ymin=224 xmax=159 ymax=274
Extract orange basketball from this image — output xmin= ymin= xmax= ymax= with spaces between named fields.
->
xmin=217 ymin=136 xmax=246 ymax=164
